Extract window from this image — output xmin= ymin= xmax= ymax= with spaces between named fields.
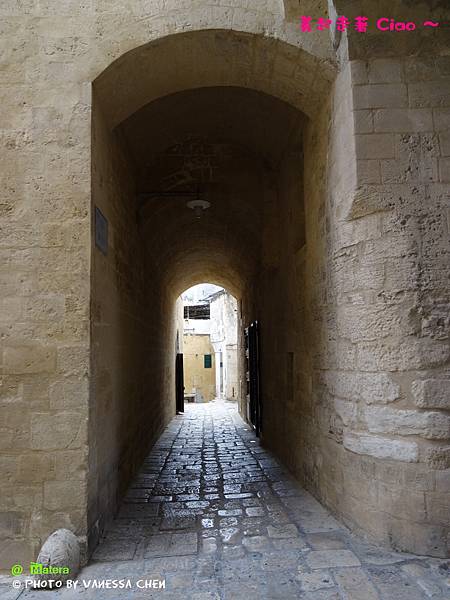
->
xmin=184 ymin=304 xmax=210 ymax=319
xmin=204 ymin=354 xmax=212 ymax=368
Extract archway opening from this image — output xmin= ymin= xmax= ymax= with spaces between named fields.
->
xmin=181 ymin=283 xmax=239 ymax=407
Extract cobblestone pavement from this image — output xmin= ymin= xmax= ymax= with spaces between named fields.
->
xmin=6 ymin=400 xmax=450 ymax=599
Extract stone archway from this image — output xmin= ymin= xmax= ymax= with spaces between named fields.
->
xmin=89 ymin=27 xmax=335 ymax=553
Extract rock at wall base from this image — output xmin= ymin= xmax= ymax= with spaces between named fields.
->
xmin=35 ymin=529 xmax=80 ymax=586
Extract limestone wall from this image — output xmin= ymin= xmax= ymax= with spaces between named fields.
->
xmin=183 ymin=335 xmax=216 ymax=402
xmin=0 ymin=5 xmax=92 ymax=566
xmin=258 ymin=48 xmax=450 ymax=557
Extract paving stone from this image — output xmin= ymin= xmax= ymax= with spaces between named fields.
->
xmin=306 ymin=550 xmax=361 ymax=569
xmin=218 ymin=509 xmax=242 ymax=517
xmin=367 ymin=566 xmax=425 ymax=600
xmin=222 ymin=545 xmax=245 ymax=559
xmin=416 ymin=578 xmax=444 ymax=598
xmin=160 ymin=515 xmax=196 ymax=530
xmin=92 ymin=537 xmax=138 ymax=561
xmin=117 ymin=503 xmax=160 ymax=519
xmin=301 ymin=590 xmax=343 ymax=600
xmin=267 ymin=523 xmax=299 ymax=538
xmin=296 ymin=513 xmax=342 ymax=533
xmin=334 ymin=567 xmax=380 ymax=599
xmin=31 ymin=401 xmax=449 ymax=599
xmin=296 ymin=570 xmax=335 ymax=591
xmin=242 ymin=535 xmax=270 ymax=551
xmin=201 ymin=518 xmax=215 ymax=528
xmin=306 ymin=532 xmax=348 ymax=550
xmin=245 ymin=506 xmax=265 ymax=517
xmin=220 ymin=527 xmax=240 ymax=544
xmin=260 ymin=551 xmax=299 ymax=571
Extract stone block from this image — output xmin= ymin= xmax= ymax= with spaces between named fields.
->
xmin=355 ymin=133 xmax=395 ymax=159
xmin=350 ymin=61 xmax=368 ymax=85
xmin=433 ymin=108 xmax=450 ymax=131
xmin=31 ymin=412 xmax=84 ymax=450
xmin=344 ymin=432 xmax=418 ymax=463
xmin=364 ymin=406 xmax=450 ymax=440
xmin=267 ymin=524 xmax=298 ymax=538
xmin=56 ymin=345 xmax=89 ymax=377
xmin=353 ymin=84 xmax=408 ymax=109
xmin=296 ymin=570 xmax=334 ymax=592
xmin=402 ymin=466 xmax=435 ymax=492
xmin=382 ymin=133 xmax=440 ymax=184
xmin=435 ymin=470 xmax=450 ymax=492
xmin=408 ymin=79 xmax=450 ymax=108
xmin=368 ymin=59 xmax=404 ymax=84
xmin=0 ymin=538 xmax=36 ymax=571
xmin=0 ymin=511 xmax=25 ymax=536
xmin=0 ymin=455 xmax=17 ymax=482
xmin=416 ymin=579 xmax=445 ymax=598
xmin=0 ymin=484 xmax=42 ymax=511
xmin=0 ymin=297 xmax=23 ymax=323
xmin=353 ymin=110 xmax=373 ymax=133
xmin=43 ymin=481 xmax=86 ymax=511
xmin=411 ymin=379 xmax=450 ymax=410
xmin=356 ymin=159 xmax=380 ymax=184
xmin=374 ymin=108 xmax=433 ymax=133
xmin=426 ymin=492 xmax=450 ymax=524
xmin=333 ymin=567 xmax=380 ymax=600
xmin=324 ymin=371 xmax=400 ymax=405
xmin=357 ymin=338 xmax=449 ymax=371
xmin=49 ymin=377 xmax=89 ymax=409
xmin=402 ymin=58 xmax=431 ymax=82
xmin=91 ymin=537 xmax=137 ymax=561
xmin=334 ymin=399 xmax=357 ymax=427
xmin=23 ymin=295 xmax=65 ymax=323
xmin=377 ymin=483 xmax=426 ymax=522
xmin=439 ymin=131 xmax=450 ymax=156
xmin=3 ymin=345 xmax=56 ymax=374
xmin=439 ymin=157 xmax=450 ymax=181
xmin=424 ymin=445 xmax=450 ymax=470
xmin=16 ymin=453 xmax=55 ymax=483
xmin=305 ymin=549 xmax=361 ymax=569
xmin=387 ymin=520 xmax=448 ymax=557
xmin=53 ymin=450 xmax=87 ymax=481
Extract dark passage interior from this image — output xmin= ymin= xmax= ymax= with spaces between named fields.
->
xmin=89 ymin=81 xmax=309 ymax=547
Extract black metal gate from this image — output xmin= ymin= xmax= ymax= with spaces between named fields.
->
xmin=245 ymin=320 xmax=262 ymax=436
xmin=175 ymin=353 xmax=184 ymax=414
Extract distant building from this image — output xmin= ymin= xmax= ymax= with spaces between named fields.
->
xmin=208 ymin=289 xmax=238 ymax=401
xmin=182 ymin=285 xmax=238 ymax=402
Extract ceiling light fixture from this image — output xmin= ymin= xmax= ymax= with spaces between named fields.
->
xmin=186 ymin=198 xmax=211 ymax=219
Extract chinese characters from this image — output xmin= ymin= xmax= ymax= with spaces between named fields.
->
xmin=299 ymin=16 xmax=440 ymax=32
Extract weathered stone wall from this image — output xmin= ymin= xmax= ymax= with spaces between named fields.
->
xmin=0 ymin=3 xmax=92 ymax=566
xmin=339 ymin=53 xmax=450 ymax=555
xmin=183 ymin=335 xmax=216 ymax=402
xmin=258 ymin=42 xmax=450 ymax=557
xmin=90 ymin=99 xmax=149 ymax=549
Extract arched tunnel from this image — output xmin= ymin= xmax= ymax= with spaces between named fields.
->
xmin=89 ymin=29 xmax=323 ymax=547
xmin=86 ymin=26 xmax=450 ymax=561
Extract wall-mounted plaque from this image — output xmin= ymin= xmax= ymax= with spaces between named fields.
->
xmin=95 ymin=206 xmax=108 ymax=255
